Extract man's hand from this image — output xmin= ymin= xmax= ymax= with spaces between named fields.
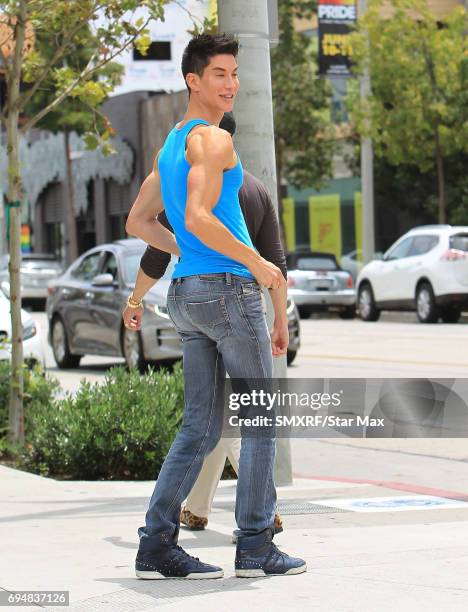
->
xmin=122 ymin=304 xmax=144 ymax=331
xmin=248 ymin=256 xmax=285 ymax=290
xmin=270 ymin=321 xmax=289 ymax=357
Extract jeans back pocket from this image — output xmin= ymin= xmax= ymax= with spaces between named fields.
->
xmin=184 ymin=296 xmax=232 ymax=340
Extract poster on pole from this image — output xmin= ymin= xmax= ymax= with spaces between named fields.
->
xmin=308 ymin=195 xmax=342 ymax=260
xmin=318 ymin=0 xmax=356 ymax=77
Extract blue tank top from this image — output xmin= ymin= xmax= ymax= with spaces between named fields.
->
xmin=158 ymin=119 xmax=255 ymax=280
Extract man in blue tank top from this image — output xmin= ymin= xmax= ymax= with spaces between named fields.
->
xmin=132 ymin=33 xmax=306 ymax=580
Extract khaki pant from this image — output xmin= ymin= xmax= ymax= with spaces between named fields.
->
xmin=185 ymin=437 xmax=241 ymax=518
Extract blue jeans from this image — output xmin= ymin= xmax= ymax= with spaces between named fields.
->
xmin=138 ymin=272 xmax=276 ymax=552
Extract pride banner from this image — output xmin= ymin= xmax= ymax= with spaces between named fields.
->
xmin=354 ymin=191 xmax=362 ymax=261
xmin=308 ymin=195 xmax=342 ymax=259
xmin=282 ymin=197 xmax=296 ymax=252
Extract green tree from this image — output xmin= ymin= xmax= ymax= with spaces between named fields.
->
xmin=0 ymin=0 xmax=165 ymax=444
xmin=271 ymin=0 xmax=337 ymax=235
xmin=347 ymin=0 xmax=468 ymax=224
xmin=24 ymin=26 xmax=124 ymax=263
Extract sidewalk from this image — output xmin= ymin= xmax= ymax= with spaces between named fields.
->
xmin=1 ymin=464 xmax=468 ymax=611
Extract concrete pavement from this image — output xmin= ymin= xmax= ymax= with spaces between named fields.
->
xmin=1 ymin=463 xmax=468 ymax=611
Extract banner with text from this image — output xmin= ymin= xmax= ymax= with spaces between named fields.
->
xmin=318 ymin=0 xmax=356 ymax=77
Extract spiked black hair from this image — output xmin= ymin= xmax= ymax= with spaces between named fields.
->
xmin=181 ymin=33 xmax=239 ymax=94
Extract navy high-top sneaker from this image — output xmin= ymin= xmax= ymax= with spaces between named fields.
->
xmin=136 ymin=544 xmax=223 ymax=579
xmin=235 ymin=528 xmax=307 ymax=578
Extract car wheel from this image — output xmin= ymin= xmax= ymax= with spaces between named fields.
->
xmin=358 ymin=284 xmax=380 ymax=321
xmin=122 ymin=326 xmax=147 ymax=372
xmin=51 ymin=317 xmax=81 ymax=369
xmin=440 ymin=307 xmax=461 ymax=324
xmin=287 ymin=349 xmax=297 ymax=366
xmin=339 ymin=305 xmax=356 ymax=320
xmin=416 ymin=283 xmax=438 ymax=323
xmin=297 ymin=306 xmax=311 ymax=319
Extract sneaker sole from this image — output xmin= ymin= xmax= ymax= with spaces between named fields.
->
xmin=136 ymin=570 xmax=224 ymax=580
xmin=235 ymin=563 xmax=307 ymax=578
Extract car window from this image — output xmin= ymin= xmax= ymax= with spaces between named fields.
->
xmin=384 ymin=237 xmax=413 ymax=260
xmin=296 ymin=257 xmax=337 ymax=271
xmin=407 ymin=235 xmax=439 ymax=257
xmin=450 ymin=234 xmax=468 ymax=252
xmin=71 ymin=252 xmax=101 ymax=281
xmin=101 ymin=252 xmax=119 ymax=282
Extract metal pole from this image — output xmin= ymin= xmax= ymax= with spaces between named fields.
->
xmin=217 ymin=0 xmax=293 ymax=485
xmin=358 ymin=0 xmax=375 ymax=263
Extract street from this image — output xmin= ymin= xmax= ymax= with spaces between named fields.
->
xmin=32 ymin=310 xmax=468 ymax=393
xmin=33 ymin=307 xmax=468 ymax=492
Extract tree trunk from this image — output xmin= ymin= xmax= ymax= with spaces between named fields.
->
xmin=64 ymin=129 xmax=79 ymax=263
xmin=6 ymin=3 xmax=27 ymax=445
xmin=434 ymin=127 xmax=446 ymax=224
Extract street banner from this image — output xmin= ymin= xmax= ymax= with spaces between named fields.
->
xmin=354 ymin=191 xmax=362 ymax=259
xmin=282 ymin=197 xmax=296 ymax=252
xmin=309 ymin=194 xmax=342 ymax=259
xmin=318 ymin=0 xmax=356 ymax=76
xmin=21 ymin=225 xmax=31 ymax=253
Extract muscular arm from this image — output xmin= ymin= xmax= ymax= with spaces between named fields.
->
xmin=123 ymin=159 xmax=178 ymax=330
xmin=125 ymin=156 xmax=180 ymax=257
xmin=185 ymin=127 xmax=283 ymax=290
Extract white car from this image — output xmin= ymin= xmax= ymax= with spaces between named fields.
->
xmin=0 ymin=284 xmax=45 ymax=367
xmin=356 ymin=225 xmax=468 ymax=323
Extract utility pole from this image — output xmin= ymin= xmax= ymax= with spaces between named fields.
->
xmin=358 ymin=0 xmax=375 ymax=263
xmin=217 ymin=0 xmax=293 ymax=486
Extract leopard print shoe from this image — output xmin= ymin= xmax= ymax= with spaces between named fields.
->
xmin=274 ymin=512 xmax=283 ymax=534
xmin=180 ymin=506 xmax=208 ymax=531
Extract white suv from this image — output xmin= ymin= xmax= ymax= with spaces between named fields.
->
xmin=356 ymin=225 xmax=468 ymax=323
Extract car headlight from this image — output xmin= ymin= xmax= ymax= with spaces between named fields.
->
xmin=286 ymin=297 xmax=295 ymax=315
xmin=23 ymin=323 xmax=37 ymax=340
xmin=146 ymin=303 xmax=170 ymax=319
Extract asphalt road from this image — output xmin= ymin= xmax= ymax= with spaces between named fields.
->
xmin=31 ymin=310 xmax=468 ymax=393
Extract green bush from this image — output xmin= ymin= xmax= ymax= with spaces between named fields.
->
xmin=21 ymin=363 xmax=184 ymax=480
xmin=0 ymin=361 xmax=60 ymax=450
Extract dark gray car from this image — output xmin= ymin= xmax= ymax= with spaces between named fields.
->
xmin=46 ymin=239 xmax=182 ymax=370
xmin=46 ymin=238 xmax=301 ymax=369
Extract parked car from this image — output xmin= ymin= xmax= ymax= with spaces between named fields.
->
xmin=356 ymin=225 xmax=468 ymax=323
xmin=340 ymin=249 xmax=364 ymax=281
xmin=286 ymin=251 xmax=356 ymax=319
xmin=46 ymin=238 xmax=302 ymax=369
xmin=0 ymin=282 xmax=45 ymax=368
xmin=0 ymin=252 xmax=64 ymax=307
xmin=46 ymin=239 xmax=182 ymax=370
xmin=286 ymin=296 xmax=301 ymax=365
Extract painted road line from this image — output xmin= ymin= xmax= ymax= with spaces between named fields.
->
xmin=296 ymin=353 xmax=468 ymax=368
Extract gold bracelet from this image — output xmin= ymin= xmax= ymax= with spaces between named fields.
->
xmin=127 ymin=294 xmax=143 ymax=309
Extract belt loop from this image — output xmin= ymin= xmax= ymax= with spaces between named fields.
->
xmin=226 ymin=272 xmax=232 ymax=285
